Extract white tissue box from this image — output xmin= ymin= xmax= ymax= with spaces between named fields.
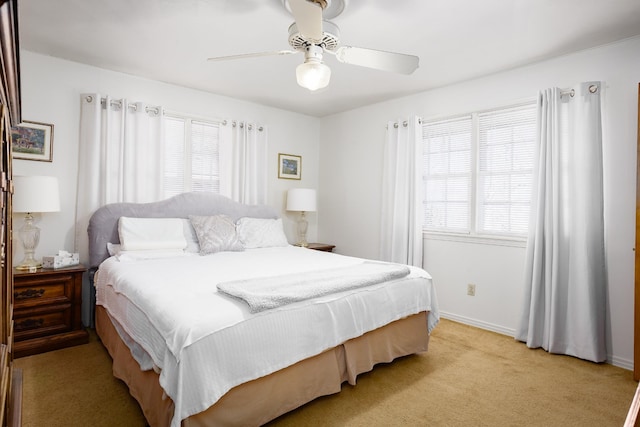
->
xmin=42 ymin=251 xmax=80 ymax=269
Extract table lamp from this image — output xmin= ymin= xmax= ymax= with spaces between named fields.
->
xmin=286 ymin=188 xmax=317 ymax=247
xmin=13 ymin=175 xmax=61 ymax=270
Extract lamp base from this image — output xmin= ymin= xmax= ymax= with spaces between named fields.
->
xmin=17 ymin=212 xmax=42 ymax=271
xmin=296 ymin=211 xmax=309 ymax=247
xmin=15 ymin=258 xmax=42 ymax=271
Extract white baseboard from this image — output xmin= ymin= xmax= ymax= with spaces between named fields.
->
xmin=610 ymin=355 xmax=633 ymax=371
xmin=439 ymin=311 xmax=515 ymax=337
xmin=439 ymin=311 xmax=634 ymax=371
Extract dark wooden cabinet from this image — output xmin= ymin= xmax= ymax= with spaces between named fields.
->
xmin=0 ymin=0 xmax=21 ymax=424
xmin=13 ymin=266 xmax=88 ymax=358
xmin=630 ymin=81 xmax=640 ymax=427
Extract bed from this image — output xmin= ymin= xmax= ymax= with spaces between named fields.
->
xmin=88 ymin=192 xmax=439 ymax=427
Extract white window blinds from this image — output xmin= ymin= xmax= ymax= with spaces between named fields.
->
xmin=190 ymin=120 xmax=220 ymax=193
xmin=477 ymin=104 xmax=536 ymax=236
xmin=422 ymin=116 xmax=472 ymax=233
xmin=422 ymin=101 xmax=536 ymax=238
xmin=163 ymin=116 xmax=221 ymax=199
xmin=163 ymin=116 xmax=186 ymax=197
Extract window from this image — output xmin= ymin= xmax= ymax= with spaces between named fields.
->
xmin=422 ymin=116 xmax=472 ymax=233
xmin=422 ymin=103 xmax=536 ymax=238
xmin=163 ymin=115 xmax=221 ymax=199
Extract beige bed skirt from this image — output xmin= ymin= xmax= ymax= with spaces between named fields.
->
xmin=96 ymin=306 xmax=430 ymax=427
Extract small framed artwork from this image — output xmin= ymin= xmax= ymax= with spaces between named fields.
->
xmin=10 ymin=120 xmax=54 ymax=162
xmin=278 ymin=153 xmax=301 ymax=180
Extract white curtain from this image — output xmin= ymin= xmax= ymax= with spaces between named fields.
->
xmin=380 ymin=116 xmax=423 ymax=267
xmin=75 ymin=94 xmax=164 ymax=262
xmin=227 ymin=120 xmax=268 ymax=205
xmin=516 ymin=82 xmax=607 ymax=363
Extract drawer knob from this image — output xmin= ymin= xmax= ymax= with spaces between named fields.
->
xmin=14 ymin=288 xmax=45 ymax=300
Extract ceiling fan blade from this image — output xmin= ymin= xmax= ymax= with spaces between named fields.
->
xmin=333 ymin=46 xmax=419 ymax=75
xmin=207 ymin=50 xmax=298 ymax=62
xmin=288 ymin=0 xmax=323 ymax=43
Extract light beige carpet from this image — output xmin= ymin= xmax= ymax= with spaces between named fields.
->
xmin=14 ymin=319 xmax=637 ymax=426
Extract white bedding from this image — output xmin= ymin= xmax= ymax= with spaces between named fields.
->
xmin=95 ymin=245 xmax=439 ymax=427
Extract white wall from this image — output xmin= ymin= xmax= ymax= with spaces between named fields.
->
xmin=319 ymin=36 xmax=640 ymax=369
xmin=14 ymin=51 xmax=321 ymax=324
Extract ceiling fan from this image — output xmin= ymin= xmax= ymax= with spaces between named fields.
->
xmin=207 ymin=0 xmax=419 ymax=91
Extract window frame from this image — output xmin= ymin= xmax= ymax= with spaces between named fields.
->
xmin=422 ymin=100 xmax=537 ymax=246
xmin=162 ymin=111 xmax=225 ymax=199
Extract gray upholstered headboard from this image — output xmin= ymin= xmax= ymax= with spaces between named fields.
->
xmin=87 ymin=192 xmax=279 ymax=268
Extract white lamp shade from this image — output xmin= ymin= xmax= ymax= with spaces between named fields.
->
xmin=286 ymin=188 xmax=317 ymax=212
xmin=13 ymin=175 xmax=61 ymax=213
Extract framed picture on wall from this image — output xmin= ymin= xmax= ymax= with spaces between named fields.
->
xmin=278 ymin=153 xmax=301 ymax=180
xmin=10 ymin=120 xmax=54 ymax=162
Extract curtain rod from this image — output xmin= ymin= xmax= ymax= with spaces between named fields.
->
xmin=561 ymin=84 xmax=599 ymax=98
xmin=84 ymin=95 xmax=162 ymax=116
xmin=232 ymin=120 xmax=264 ymax=132
xmin=85 ymin=96 xmax=264 ymax=131
xmin=386 ymin=117 xmax=423 ymax=129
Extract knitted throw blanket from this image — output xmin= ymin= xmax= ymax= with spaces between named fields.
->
xmin=217 ymin=261 xmax=410 ymax=313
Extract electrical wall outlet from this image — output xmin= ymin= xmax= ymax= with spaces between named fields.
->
xmin=467 ymin=283 xmax=476 ymax=296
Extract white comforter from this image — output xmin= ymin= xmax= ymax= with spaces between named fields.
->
xmin=95 ymin=246 xmax=439 ymax=427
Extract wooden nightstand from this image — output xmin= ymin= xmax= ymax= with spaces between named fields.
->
xmin=12 ymin=265 xmax=89 ymax=358
xmin=307 ymin=243 xmax=335 ymax=252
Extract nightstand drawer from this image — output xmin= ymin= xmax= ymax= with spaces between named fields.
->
xmin=13 ymin=265 xmax=88 ymax=357
xmin=13 ymin=279 xmax=70 ymax=308
xmin=13 ymin=304 xmax=72 ymax=341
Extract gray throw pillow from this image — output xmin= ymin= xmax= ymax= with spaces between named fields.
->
xmin=189 ymin=215 xmax=244 ymax=255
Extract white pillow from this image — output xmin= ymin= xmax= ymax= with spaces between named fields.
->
xmin=106 ymin=242 xmax=187 ymax=261
xmin=189 ymin=215 xmax=244 ymax=255
xmin=181 ymin=218 xmax=201 ymax=253
xmin=236 ymin=217 xmax=289 ymax=249
xmin=118 ymin=217 xmax=187 ymax=251
xmin=107 ymin=220 xmax=198 ymax=255
xmin=106 ymin=242 xmax=121 ymax=256
xmin=116 ymin=249 xmax=187 ymax=262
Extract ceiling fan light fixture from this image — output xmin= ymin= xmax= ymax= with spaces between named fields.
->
xmin=282 ymin=0 xmax=348 ymax=20
xmin=296 ymin=59 xmax=331 ymax=91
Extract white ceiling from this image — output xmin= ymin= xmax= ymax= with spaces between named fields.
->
xmin=17 ymin=0 xmax=640 ymax=117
